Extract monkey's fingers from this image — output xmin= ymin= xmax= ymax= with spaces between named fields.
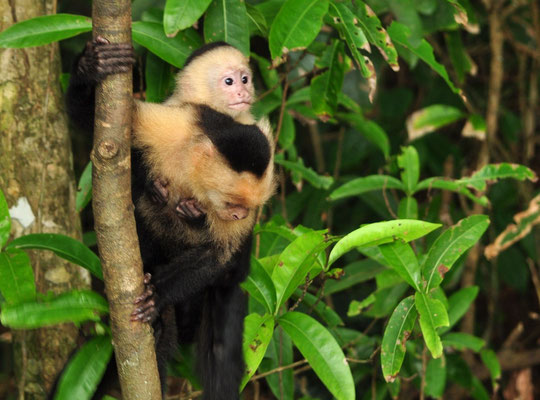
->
xmin=131 ymin=299 xmax=158 ymax=323
xmin=149 ymin=179 xmax=169 ymax=204
xmin=176 ymin=198 xmax=206 ymax=219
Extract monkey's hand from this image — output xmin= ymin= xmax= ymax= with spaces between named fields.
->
xmin=148 ymin=178 xmax=169 ymax=205
xmin=77 ymin=36 xmax=135 ymax=83
xmin=175 ymin=198 xmax=206 ymax=219
xmin=131 ymin=273 xmax=159 ymax=324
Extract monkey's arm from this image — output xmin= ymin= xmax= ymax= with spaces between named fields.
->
xmin=66 ymin=37 xmax=135 ymax=131
xmin=132 ymin=236 xmax=252 ymax=322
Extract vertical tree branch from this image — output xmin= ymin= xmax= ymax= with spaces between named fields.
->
xmin=91 ymin=1 xmax=162 ymax=398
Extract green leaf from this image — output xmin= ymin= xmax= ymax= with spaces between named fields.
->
xmin=204 ymin=0 xmax=250 ymax=56
xmin=379 ymin=241 xmax=421 ymax=291
xmin=132 ymin=22 xmax=202 ymax=68
xmin=246 ymin=3 xmax=268 ymax=36
xmin=298 ymin=289 xmax=343 ymax=327
xmin=338 ymin=113 xmax=390 ymax=159
xmin=415 ymin=292 xmax=449 ymax=358
xmin=261 ymin=327 xmax=294 ymax=400
xmin=329 ymin=175 xmax=403 ymax=201
xmin=275 ymin=159 xmax=334 ymax=189
xmin=407 ymin=104 xmax=465 ymax=141
xmin=329 ymin=220 xmax=441 ymax=267
xmin=425 ymin=357 xmax=446 ymax=399
xmin=145 ymin=52 xmax=175 ymax=103
xmin=242 ymin=257 xmax=277 ymax=314
xmin=310 ymin=40 xmax=346 ymax=118
xmin=0 ymin=14 xmax=91 ymax=48
xmin=268 ymin=0 xmax=329 ymax=62
xmin=0 ymin=249 xmax=36 ymax=304
xmin=457 ymin=163 xmax=537 ymax=191
xmin=480 ymin=349 xmax=501 ymax=389
xmin=398 ymin=196 xmax=418 ymax=219
xmin=278 ymin=112 xmax=296 ymax=151
xmin=241 ymin=313 xmax=275 ymax=389
xmin=272 ymin=231 xmax=331 ymax=310
xmin=354 ymin=1 xmax=399 ymax=71
xmin=347 ymin=294 xmax=376 ymax=317
xmin=440 ymin=286 xmax=479 ymax=334
xmin=279 ymin=312 xmax=355 ymax=400
xmin=76 ymin=161 xmax=92 ymax=213
xmin=398 ymin=146 xmax=420 ymax=194
xmin=0 ymin=190 xmax=10 ymax=248
xmin=53 ymin=335 xmax=113 ymax=400
xmin=381 ymin=296 xmax=417 ymax=382
xmin=1 ymin=290 xmax=108 ymax=329
xmin=445 ymin=31 xmax=474 ymax=84
xmin=387 ymin=21 xmax=461 ymax=96
xmin=423 ymin=215 xmax=489 ymax=290
xmin=7 ymin=233 xmax=103 ymax=280
xmin=327 ymin=2 xmax=372 ymax=77
xmin=415 ymin=177 xmax=488 ymax=206
xmin=442 ymin=332 xmax=485 ymax=352
xmin=365 ymin=283 xmax=408 ymax=318
xmin=164 ymin=0 xmax=212 ymax=36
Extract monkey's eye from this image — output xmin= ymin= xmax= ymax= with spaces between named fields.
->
xmin=224 ymin=77 xmax=234 ymax=86
xmin=242 ymin=76 xmax=249 ymax=84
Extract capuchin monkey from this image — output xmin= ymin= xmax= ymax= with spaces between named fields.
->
xmin=63 ymin=38 xmax=275 ymax=400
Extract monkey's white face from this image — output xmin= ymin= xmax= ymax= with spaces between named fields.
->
xmin=218 ymin=68 xmax=254 ymax=112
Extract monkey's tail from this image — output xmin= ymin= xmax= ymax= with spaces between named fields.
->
xmin=198 ymin=285 xmax=246 ymax=400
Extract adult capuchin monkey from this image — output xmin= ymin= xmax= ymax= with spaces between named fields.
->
xmin=64 ymin=38 xmax=275 ymax=400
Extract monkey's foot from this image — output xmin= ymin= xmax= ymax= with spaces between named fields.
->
xmin=131 ymin=273 xmax=158 ymax=323
xmin=79 ymin=35 xmax=136 ymax=83
xmin=176 ymin=198 xmax=206 ymax=219
xmin=149 ymin=178 xmax=169 ymax=205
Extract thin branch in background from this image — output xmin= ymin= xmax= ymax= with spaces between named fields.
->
xmin=326 ymin=127 xmax=345 ymax=232
xmin=420 ymin=345 xmax=427 ymax=400
xmin=528 ymin=259 xmax=540 ymax=309
xmin=250 ymin=359 xmax=308 ymax=382
xmin=289 ymin=275 xmax=312 ymax=312
xmin=382 ymin=185 xmax=398 ymax=219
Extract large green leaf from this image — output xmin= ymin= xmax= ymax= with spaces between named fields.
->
xmin=164 ymin=0 xmax=212 ymax=36
xmin=415 ymin=177 xmax=488 ymax=206
xmin=275 ymin=159 xmax=334 ymax=190
xmin=7 ymin=233 xmax=103 ymax=280
xmin=132 ymin=22 xmax=202 ymax=68
xmin=329 ymin=175 xmax=403 ymax=201
xmin=0 ymin=14 xmax=91 ymax=48
xmin=425 ymin=357 xmax=446 ymax=399
xmin=310 ymin=40 xmax=346 ymax=118
xmin=381 ymin=296 xmax=417 ymax=382
xmin=387 ymin=21 xmax=460 ymax=96
xmin=329 ymin=220 xmax=441 ymax=266
xmin=241 ymin=257 xmax=277 ymax=313
xmin=354 ymin=1 xmax=399 ymax=70
xmin=246 ymin=3 xmax=268 ymax=36
xmin=398 ymin=196 xmax=418 ymax=219
xmin=53 ymin=335 xmax=113 ymax=400
xmin=241 ymin=313 xmax=275 ymax=389
xmin=480 ymin=349 xmax=501 ymax=389
xmin=75 ymin=161 xmax=92 ymax=213
xmin=327 ymin=2 xmax=372 ymax=77
xmin=398 ymin=146 xmax=420 ymax=194
xmin=0 ymin=249 xmax=36 ymax=304
xmin=1 ymin=290 xmax=108 ymax=329
xmin=279 ymin=312 xmax=355 ymax=400
xmin=294 ymin=289 xmax=343 ymax=327
xmin=338 ymin=113 xmax=390 ymax=159
xmin=204 ymin=0 xmax=250 ymax=56
xmin=379 ymin=241 xmax=421 ymax=291
xmin=415 ymin=292 xmax=449 ymax=358
xmin=407 ymin=104 xmax=465 ymax=141
xmin=0 ymin=190 xmax=10 ymax=248
xmin=423 ymin=215 xmax=489 ymax=290
xmin=442 ymin=332 xmax=485 ymax=352
xmin=439 ymin=286 xmax=478 ymax=334
xmin=457 ymin=163 xmax=537 ymax=191
xmin=324 ymin=259 xmax=385 ymax=295
xmin=268 ymin=0 xmax=329 ymax=62
xmin=272 ymin=231 xmax=332 ymax=310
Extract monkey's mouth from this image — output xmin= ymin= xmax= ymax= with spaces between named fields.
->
xmin=229 ymin=102 xmax=251 ymax=110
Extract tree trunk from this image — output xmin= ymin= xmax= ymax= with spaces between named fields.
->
xmin=0 ymin=1 xmax=88 ymax=399
xmin=90 ymin=1 xmax=162 ymax=398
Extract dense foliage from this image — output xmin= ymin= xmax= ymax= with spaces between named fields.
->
xmin=0 ymin=0 xmax=538 ymax=399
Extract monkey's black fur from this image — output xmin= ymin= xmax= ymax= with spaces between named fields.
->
xmin=62 ymin=40 xmax=266 ymax=400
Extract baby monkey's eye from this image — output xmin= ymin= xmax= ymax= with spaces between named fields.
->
xmin=242 ymin=76 xmax=249 ymax=84
xmin=225 ymin=77 xmax=234 ymax=85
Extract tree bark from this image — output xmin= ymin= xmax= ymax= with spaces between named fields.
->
xmin=91 ymin=1 xmax=162 ymax=398
xmin=0 ymin=1 xmax=88 ymax=398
